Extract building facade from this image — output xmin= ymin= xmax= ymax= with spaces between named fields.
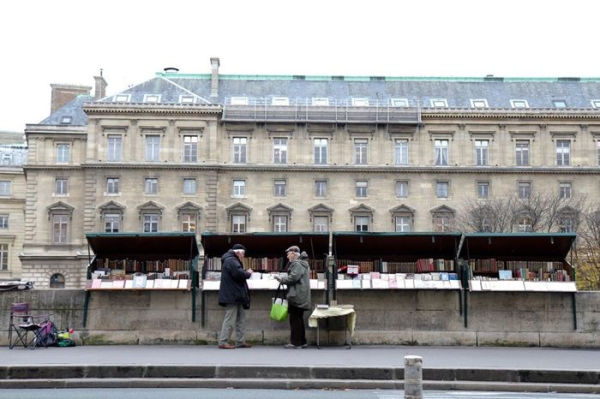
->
xmin=21 ymin=59 xmax=600 ymax=288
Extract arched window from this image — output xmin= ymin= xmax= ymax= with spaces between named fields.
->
xmin=49 ymin=273 xmax=65 ymax=288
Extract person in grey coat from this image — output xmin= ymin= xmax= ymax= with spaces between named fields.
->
xmin=275 ymin=245 xmax=311 ymax=348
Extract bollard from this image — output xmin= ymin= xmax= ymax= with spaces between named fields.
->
xmin=404 ymin=355 xmax=423 ymax=399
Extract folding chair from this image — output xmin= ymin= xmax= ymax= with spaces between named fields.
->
xmin=8 ymin=302 xmax=48 ymax=349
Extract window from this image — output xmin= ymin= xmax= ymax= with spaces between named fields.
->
xmin=56 ymin=144 xmax=70 ymax=163
xmin=106 ymin=178 xmax=119 ymax=194
xmin=315 ymin=180 xmax=327 ymax=197
xmin=183 ymin=136 xmax=198 ymax=163
xmin=60 ymin=116 xmax=72 ymax=125
xmin=181 ymin=213 xmax=197 ymax=232
xmin=0 ymin=181 xmax=10 ymax=196
xmin=391 ymin=98 xmax=409 ymax=107
xmin=434 ymin=139 xmax=448 ymax=166
xmin=433 ymin=214 xmax=453 ymax=232
xmin=515 ymin=140 xmax=530 ymax=166
xmin=273 ymin=215 xmax=288 ymax=232
xmin=436 ymin=181 xmax=449 ymax=198
xmin=233 ymin=180 xmax=246 ymax=197
xmin=591 ymin=100 xmax=600 ymax=109
xmin=145 ymin=135 xmax=160 ymax=162
xmin=511 ymin=99 xmax=529 ymax=108
xmin=354 ymin=216 xmax=369 ymax=232
xmin=314 ymin=138 xmax=328 ymax=164
xmin=55 ymin=178 xmax=68 ymax=195
xmin=183 ymin=178 xmax=197 ymax=195
xmin=518 ymin=182 xmax=531 ymax=199
xmin=477 ymin=182 xmax=489 ymax=199
xmin=232 ymin=215 xmax=246 ymax=233
xmin=354 ymin=139 xmax=368 ymax=165
xmin=0 ymin=215 xmax=8 ymax=229
xmin=475 ymin=140 xmax=489 ymax=166
xmin=274 ymin=180 xmax=286 ymax=197
xmin=104 ymin=214 xmax=120 ymax=233
xmin=355 ymin=181 xmax=368 ymax=197
xmin=396 ymin=181 xmax=408 ymax=198
xmin=143 ymin=94 xmax=161 ymax=103
xmin=145 ymin=178 xmax=158 ymax=194
xmin=114 ymin=94 xmax=130 ymax=102
xmin=556 ymin=140 xmax=570 ymax=166
xmin=107 ymin=135 xmax=122 ymax=162
xmin=273 ymin=138 xmax=288 ymax=164
xmin=311 ymin=97 xmax=329 ymax=106
xmin=179 ymin=95 xmax=195 ymax=104
xmin=49 ymin=273 xmax=65 ymax=288
xmin=233 ymin=137 xmax=247 ymax=164
xmin=559 ymin=216 xmax=574 ymax=232
xmin=553 ymin=100 xmax=567 ymax=108
xmin=351 ymin=98 xmax=369 ymax=106
xmin=470 ymin=99 xmax=488 ymax=108
xmin=143 ymin=214 xmax=159 ymax=232
xmin=52 ymin=214 xmax=68 ymax=243
xmin=271 ymin=97 xmax=289 ymax=106
xmin=395 ymin=216 xmax=412 ymax=232
xmin=559 ymin=182 xmax=572 ymax=199
xmin=517 ymin=216 xmax=533 ymax=232
xmin=0 ymin=244 xmax=7 ymax=270
xmin=430 ymin=99 xmax=448 ymax=108
xmin=230 ymin=97 xmax=248 ymax=105
xmin=313 ymin=216 xmax=329 ymax=232
xmin=394 ymin=139 xmax=408 ymax=165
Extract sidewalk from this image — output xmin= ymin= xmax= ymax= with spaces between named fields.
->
xmin=2 ymin=345 xmax=599 ymax=392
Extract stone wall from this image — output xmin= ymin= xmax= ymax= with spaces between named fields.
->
xmin=1 ymin=289 xmax=599 ymax=347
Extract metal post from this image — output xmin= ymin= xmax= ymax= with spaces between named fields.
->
xmin=404 ymin=355 xmax=423 ymax=399
xmin=83 ymin=290 xmax=90 ymax=328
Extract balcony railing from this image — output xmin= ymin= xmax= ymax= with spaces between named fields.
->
xmin=222 ymin=97 xmax=421 ymax=124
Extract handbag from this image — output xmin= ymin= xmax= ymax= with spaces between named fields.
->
xmin=270 ymin=283 xmax=288 ymax=321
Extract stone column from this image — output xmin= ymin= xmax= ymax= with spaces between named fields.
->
xmin=404 ymin=355 xmax=423 ymax=399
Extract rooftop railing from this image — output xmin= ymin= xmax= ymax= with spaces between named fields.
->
xmin=222 ymin=97 xmax=421 ymax=124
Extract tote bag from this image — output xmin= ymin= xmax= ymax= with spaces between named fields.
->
xmin=270 ymin=283 xmax=288 ymax=321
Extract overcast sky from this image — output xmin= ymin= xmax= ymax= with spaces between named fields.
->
xmin=1 ymin=0 xmax=599 ymax=132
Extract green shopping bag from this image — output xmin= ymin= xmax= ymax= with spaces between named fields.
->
xmin=270 ymin=283 xmax=288 ymax=321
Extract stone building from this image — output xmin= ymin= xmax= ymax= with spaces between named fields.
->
xmin=21 ymin=59 xmax=600 ymax=288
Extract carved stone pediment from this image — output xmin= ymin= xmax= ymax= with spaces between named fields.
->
xmin=99 ymin=200 xmax=125 ymax=213
xmin=137 ymin=200 xmax=165 ymax=214
xmin=389 ymin=204 xmax=415 ymax=215
xmin=430 ymin=205 xmax=455 ymax=215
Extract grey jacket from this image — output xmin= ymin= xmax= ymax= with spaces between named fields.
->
xmin=279 ymin=252 xmax=311 ymax=310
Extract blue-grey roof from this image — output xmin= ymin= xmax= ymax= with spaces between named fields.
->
xmin=40 ymin=94 xmax=93 ymax=126
xmin=98 ymin=73 xmax=600 ymax=109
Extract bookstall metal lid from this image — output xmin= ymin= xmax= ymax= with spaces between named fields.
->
xmin=332 ymin=232 xmax=462 ymax=261
xmin=86 ymin=232 xmax=199 ymax=260
xmin=201 ymin=232 xmax=330 ymax=258
xmin=458 ymin=232 xmax=576 ymax=261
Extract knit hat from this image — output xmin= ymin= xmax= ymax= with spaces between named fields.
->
xmin=232 ymin=244 xmax=246 ymax=251
xmin=285 ymin=245 xmax=300 ymax=253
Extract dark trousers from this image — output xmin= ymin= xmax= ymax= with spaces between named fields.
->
xmin=288 ymin=305 xmax=306 ymax=346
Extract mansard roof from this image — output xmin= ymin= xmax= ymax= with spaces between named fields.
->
xmin=40 ymin=94 xmax=92 ymax=126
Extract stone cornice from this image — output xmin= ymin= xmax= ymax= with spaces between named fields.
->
xmin=421 ymin=108 xmax=600 ymax=121
xmin=25 ymin=124 xmax=87 ymax=135
xmin=75 ymin=162 xmax=600 ymax=175
xmin=83 ymin=103 xmax=222 ymax=116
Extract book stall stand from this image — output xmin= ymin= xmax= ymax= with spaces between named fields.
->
xmin=83 ymin=232 xmax=199 ymax=326
xmin=200 ymin=232 xmax=331 ymax=327
xmin=457 ymin=232 xmax=577 ymax=328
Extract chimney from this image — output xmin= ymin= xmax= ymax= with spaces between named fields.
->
xmin=210 ymin=57 xmax=220 ymax=101
xmin=94 ymin=71 xmax=108 ymax=100
xmin=50 ymin=84 xmax=91 ymax=113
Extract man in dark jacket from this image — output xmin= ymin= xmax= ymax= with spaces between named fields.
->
xmin=218 ymin=244 xmax=253 ymax=349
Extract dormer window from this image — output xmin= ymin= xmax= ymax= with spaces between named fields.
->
xmin=311 ymin=97 xmax=329 ymax=106
xmin=391 ymin=98 xmax=409 ymax=107
xmin=271 ymin=97 xmax=289 ymax=106
xmin=60 ymin=116 xmax=72 ymax=125
xmin=351 ymin=98 xmax=369 ymax=106
xmin=143 ymin=94 xmax=161 ymax=103
xmin=591 ymin=100 xmax=600 ymax=108
xmin=511 ymin=99 xmax=529 ymax=108
xmin=230 ymin=97 xmax=249 ymax=105
xmin=179 ymin=95 xmax=195 ymax=104
xmin=430 ymin=99 xmax=448 ymax=108
xmin=553 ymin=100 xmax=567 ymax=108
xmin=114 ymin=94 xmax=131 ymax=102
xmin=470 ymin=99 xmax=488 ymax=108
